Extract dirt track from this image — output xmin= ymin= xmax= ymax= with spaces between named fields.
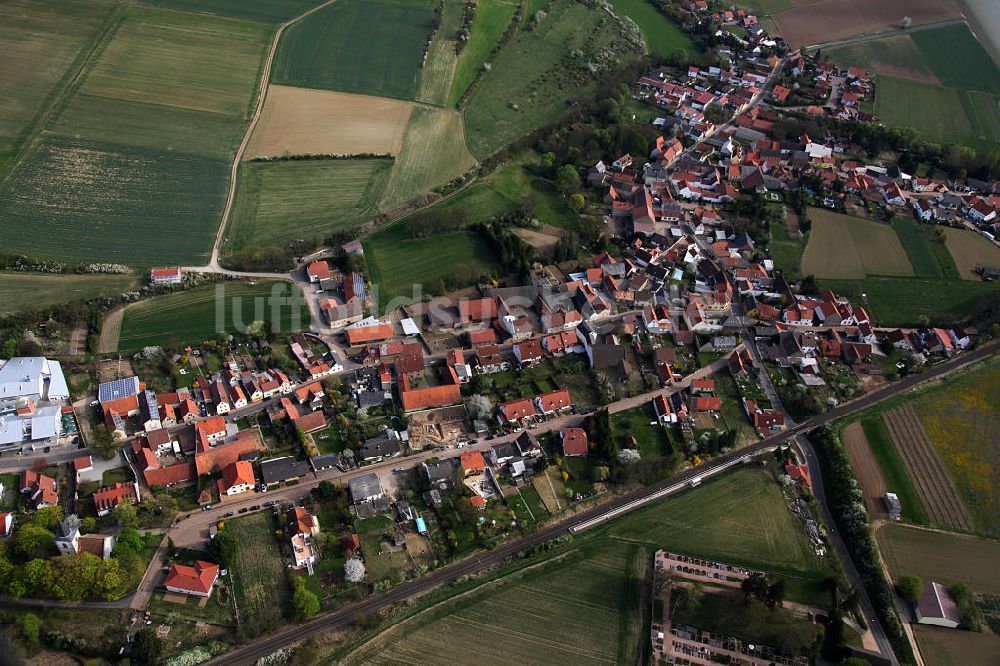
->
xmin=883 ymin=406 xmax=973 ymax=531
xmin=96 ymin=306 xmax=124 ymax=354
xmin=843 ymin=421 xmax=888 ymax=516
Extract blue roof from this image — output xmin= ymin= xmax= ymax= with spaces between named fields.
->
xmin=415 ymin=517 xmax=427 ymax=534
xmin=98 ymin=376 xmax=140 ymax=403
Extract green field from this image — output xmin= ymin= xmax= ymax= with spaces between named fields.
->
xmin=801 ymin=208 xmax=913 ymax=279
xmin=447 ymin=0 xmax=519 ymax=106
xmin=820 ymin=275 xmax=1000 ymax=326
xmin=380 ymin=108 xmax=477 ymax=209
xmin=412 ymin=154 xmax=579 ymax=228
xmin=415 ymin=0 xmax=465 ymax=106
xmin=342 ymin=541 xmax=647 ymax=665
xmin=607 ymin=0 xmax=693 ymax=58
xmin=0 ymin=137 xmax=229 ymax=265
xmin=877 ymin=76 xmax=985 ymax=146
xmin=826 ymin=34 xmax=935 ymax=82
xmin=226 ymin=159 xmax=392 ymax=256
xmin=891 ymin=218 xmax=944 ymax=277
xmin=0 ymin=5 xmax=270 ymax=265
xmin=912 ymin=24 xmax=1000 ymax=95
xmin=118 ymin=282 xmax=309 ymax=351
xmin=857 ymin=417 xmax=929 ymax=525
xmin=226 ymin=512 xmax=290 ymax=625
xmin=607 ymin=468 xmax=826 ymax=581
xmin=0 ymin=272 xmax=138 ymax=314
xmin=140 ymin=0 xmax=321 ymax=23
xmin=0 ymin=0 xmax=118 ymax=179
xmin=914 ymin=625 xmax=1000 ymax=666
xmin=967 ymin=91 xmax=1000 ymax=143
xmin=878 ymin=523 xmax=1000 ymax=595
xmin=463 ymin=0 xmax=642 ymax=158
xmin=363 ymin=226 xmax=501 ymax=306
xmin=273 ymin=0 xmax=434 ymax=100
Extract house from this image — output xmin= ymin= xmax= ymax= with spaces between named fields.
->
xmin=288 ymin=506 xmax=320 ymax=569
xmin=968 ymin=197 xmax=997 ymax=223
xmin=218 ymin=461 xmax=255 ymax=496
xmin=73 ymin=455 xmax=93 ymax=481
xmin=458 ymin=297 xmax=497 ymax=325
xmin=513 ymin=338 xmax=544 ymax=367
xmin=784 ymin=461 xmax=811 ymax=488
xmin=743 ymin=398 xmax=784 ymax=434
xmin=260 ymin=456 xmax=310 ymax=486
xmin=94 ymin=482 xmax=141 ymax=516
xmin=195 ymin=416 xmax=227 ymax=450
xmin=306 ymin=261 xmax=332 ymax=283
xmin=560 ymin=427 xmax=588 ymax=456
xmin=150 ymin=267 xmax=183 ymax=285
xmin=0 ymin=357 xmax=70 ymax=449
xmin=20 ymin=470 xmax=57 ymax=508
xmin=534 ymin=388 xmax=572 ymax=415
xmin=499 ymin=397 xmax=536 ymax=423
xmin=348 ymin=473 xmax=385 ymax=505
xmin=460 ymin=450 xmax=485 ymax=476
xmin=359 ymin=427 xmax=403 ymax=461
xmin=346 ymin=320 xmax=394 ymax=346
xmin=653 ymin=393 xmax=678 ymax=424
xmin=164 ymin=561 xmax=220 ymax=598
xmin=915 ymin=582 xmax=961 ymax=629
xmin=912 ymin=197 xmax=934 ymax=221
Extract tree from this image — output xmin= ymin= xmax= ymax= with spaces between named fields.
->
xmin=896 ymin=574 xmax=923 ymax=604
xmin=555 ymin=164 xmax=581 ymax=193
xmin=132 ymin=626 xmax=162 ymax=665
xmin=466 ymin=394 xmax=494 ymax=421
xmin=11 ymin=525 xmax=55 ymax=561
xmin=91 ymin=424 xmax=120 ymax=460
xmin=344 ymin=557 xmax=366 ymax=583
xmin=211 ymin=530 xmax=238 ymax=569
xmin=741 ymin=572 xmax=770 ymax=602
xmin=317 ymin=480 xmax=340 ymax=500
xmin=18 ymin=612 xmax=42 ymax=646
xmin=568 ymin=193 xmax=586 ymax=212
xmin=112 ymin=500 xmax=138 ymax=529
xmin=291 ymin=577 xmax=320 ymax=620
xmin=616 ymin=449 xmax=641 ymax=465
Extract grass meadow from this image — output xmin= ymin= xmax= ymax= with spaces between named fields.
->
xmin=226 ymin=158 xmax=392 ymax=256
xmin=911 ymin=23 xmax=1000 ymax=95
xmin=914 ymin=625 xmax=1000 ymax=666
xmin=607 ymin=0 xmax=693 ymax=58
xmin=876 ymin=77 xmax=983 ymax=146
xmin=118 ymin=282 xmax=309 ymax=351
xmin=415 ymin=0 xmax=465 ymax=106
xmin=342 ymin=542 xmax=647 ymax=665
xmin=857 ymin=417 xmax=929 ymax=525
xmin=801 ymin=209 xmax=912 ymax=279
xmin=380 ymin=108 xmax=477 ymax=210
xmin=878 ymin=523 xmax=1000 ymax=594
xmin=273 ymin=0 xmax=434 ymax=100
xmin=363 ymin=225 xmax=501 ymax=307
xmin=447 ymin=0 xmax=519 ymax=106
xmin=943 ymin=227 xmax=1000 ymax=280
xmin=826 ymin=34 xmax=937 ymax=83
xmin=0 ymin=0 xmax=118 ymax=179
xmin=226 ymin=512 xmax=290 ymax=625
xmin=462 ymin=0 xmax=642 ymax=158
xmin=891 ymin=218 xmax=943 ymax=277
xmin=0 ymin=272 xmax=138 ymax=314
xmin=139 ymin=0 xmax=321 ymax=23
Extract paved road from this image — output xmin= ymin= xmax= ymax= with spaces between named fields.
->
xmin=200 ymin=341 xmax=997 ymax=664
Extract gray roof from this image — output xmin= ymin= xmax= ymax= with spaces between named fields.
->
xmin=422 ymin=458 xmax=458 ymax=483
xmin=259 ymin=456 xmax=309 ymax=484
xmin=310 ymin=453 xmax=340 ymax=471
xmin=349 ymin=473 xmax=383 ymax=503
xmin=360 ymin=428 xmax=401 ymax=460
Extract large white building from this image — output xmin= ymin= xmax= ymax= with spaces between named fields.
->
xmin=0 ymin=357 xmax=70 ymax=449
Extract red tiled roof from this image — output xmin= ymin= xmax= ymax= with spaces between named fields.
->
xmin=347 ymin=324 xmax=394 ymax=345
xmin=560 ymin=427 xmax=588 ymax=456
xmin=145 ymin=462 xmax=196 ymax=487
xmin=536 ymin=388 xmax=571 ymax=413
xmin=94 ymin=482 xmax=139 ymax=514
xmin=293 ymin=409 xmax=326 ymax=433
xmin=307 ymin=261 xmax=332 ymax=281
xmin=73 ymin=455 xmax=93 ymax=472
xmin=499 ymin=398 xmax=535 ymax=422
xmin=459 ymin=298 xmax=497 ymax=322
xmin=460 ymin=450 xmax=485 ymax=474
xmin=691 ymin=397 xmax=722 ymax=411
xmin=468 ymin=327 xmax=497 ymax=346
xmin=219 ymin=461 xmax=255 ymax=494
xmin=194 ymin=432 xmax=259 ymax=477
xmin=164 ymin=561 xmax=219 ymax=595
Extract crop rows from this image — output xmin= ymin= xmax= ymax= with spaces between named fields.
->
xmin=882 ymin=406 xmax=973 ymax=531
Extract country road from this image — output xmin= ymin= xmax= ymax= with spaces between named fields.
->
xmin=804 ymin=17 xmax=967 ymax=51
xmin=200 ymin=341 xmax=997 ymax=665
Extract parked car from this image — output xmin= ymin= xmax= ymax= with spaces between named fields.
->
xmin=238 ymin=508 xmax=248 ymax=514
xmin=223 ymin=512 xmax=234 ymax=518
xmin=202 ymin=504 xmax=213 ymax=511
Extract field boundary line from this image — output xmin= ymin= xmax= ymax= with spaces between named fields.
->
xmin=210 ymin=0 xmax=341 ymax=269
xmin=2 ymin=2 xmax=127 ymax=182
xmin=338 ymin=549 xmax=577 ymax=662
xmin=97 ymin=305 xmax=126 ymax=354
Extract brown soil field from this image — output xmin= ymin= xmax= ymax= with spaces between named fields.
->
xmin=246 ymin=85 xmax=415 ymax=159
xmin=514 ymin=225 xmax=563 ymax=251
xmin=97 ymin=306 xmax=125 ymax=354
xmin=843 ymin=421 xmax=888 ymax=516
xmin=784 ymin=207 xmax=802 ymax=239
xmin=883 ymin=406 xmax=973 ymax=531
xmin=872 ymin=62 xmax=940 ymax=85
xmin=944 ymin=227 xmax=1000 ymax=280
xmin=773 ymin=0 xmax=961 ymax=47
xmin=914 ymin=624 xmax=1000 ymax=666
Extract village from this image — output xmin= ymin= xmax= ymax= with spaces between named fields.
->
xmin=0 ymin=0 xmax=998 ymax=664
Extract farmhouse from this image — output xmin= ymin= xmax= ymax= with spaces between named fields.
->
xmin=150 ymin=267 xmax=183 ymax=285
